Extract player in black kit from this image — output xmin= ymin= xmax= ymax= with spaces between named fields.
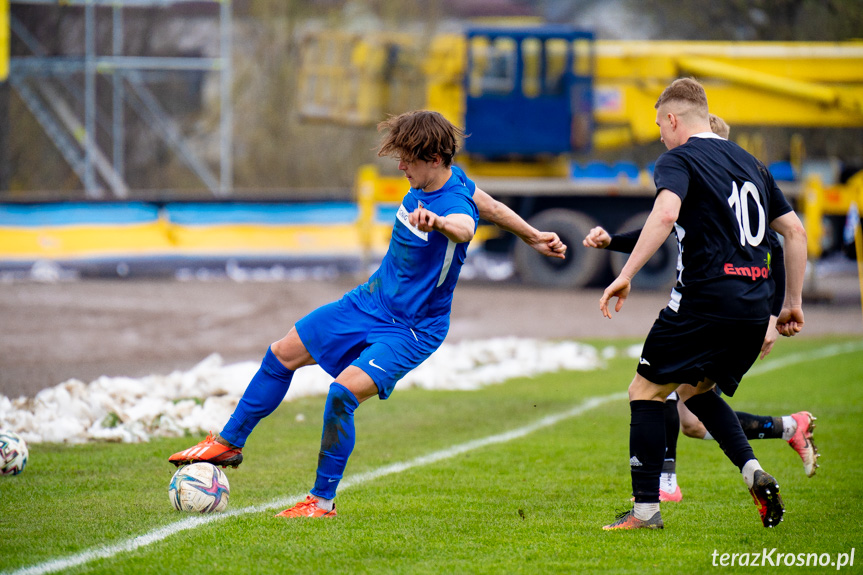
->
xmin=583 ymin=116 xmax=818 ymax=504
xmin=599 ymin=78 xmax=808 ymax=530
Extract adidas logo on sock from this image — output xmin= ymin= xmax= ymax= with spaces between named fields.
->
xmin=630 ymin=456 xmax=643 ymax=467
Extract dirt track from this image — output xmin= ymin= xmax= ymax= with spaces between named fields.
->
xmin=1 ymin=271 xmax=860 ymax=399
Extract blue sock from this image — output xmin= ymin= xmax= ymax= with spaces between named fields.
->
xmin=220 ymin=347 xmax=294 ymax=448
xmin=310 ymin=382 xmax=359 ymax=500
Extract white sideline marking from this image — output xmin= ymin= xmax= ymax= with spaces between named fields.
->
xmin=11 ymin=340 xmax=862 ymax=575
xmin=746 ymin=340 xmax=863 ymax=377
xmin=8 ymin=392 xmax=627 ymax=575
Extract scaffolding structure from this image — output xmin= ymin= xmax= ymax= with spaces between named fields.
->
xmin=8 ymin=0 xmax=233 ymax=198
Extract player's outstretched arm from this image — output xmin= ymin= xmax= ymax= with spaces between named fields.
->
xmin=474 ymin=188 xmax=566 ymax=258
xmin=770 ymin=211 xmax=807 ymax=336
xmin=409 ymin=206 xmax=475 ymax=243
xmin=583 ymin=226 xmax=611 ymax=249
xmin=599 ymin=190 xmax=680 ymax=318
xmin=584 ymin=227 xmax=645 ymax=253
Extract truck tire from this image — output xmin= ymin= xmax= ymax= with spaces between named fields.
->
xmin=513 ymin=209 xmax=605 ymax=288
xmin=608 ymin=211 xmax=678 ymax=291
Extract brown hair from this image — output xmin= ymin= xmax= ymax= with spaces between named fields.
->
xmin=655 ymin=78 xmax=709 ymax=119
xmin=377 ymin=110 xmax=464 ymax=167
xmin=708 ymin=113 xmax=730 ymax=138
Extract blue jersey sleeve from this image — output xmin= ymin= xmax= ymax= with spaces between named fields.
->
xmin=437 ymin=194 xmax=479 ymax=226
xmin=451 ymin=165 xmax=476 ymax=195
xmin=435 ymin=166 xmax=479 ymax=225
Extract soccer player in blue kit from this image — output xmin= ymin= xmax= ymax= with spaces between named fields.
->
xmin=169 ymin=110 xmax=567 ymax=518
xmin=598 ymin=79 xmax=807 ymax=530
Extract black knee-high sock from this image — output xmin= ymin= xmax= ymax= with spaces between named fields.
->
xmin=736 ymin=412 xmax=784 ymax=439
xmin=663 ymin=398 xmax=679 ymax=473
xmin=685 ymin=392 xmax=755 ymax=470
xmin=630 ymin=400 xmax=666 ymax=503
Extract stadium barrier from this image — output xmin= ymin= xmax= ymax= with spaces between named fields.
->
xmin=0 ymin=201 xmax=391 ymax=265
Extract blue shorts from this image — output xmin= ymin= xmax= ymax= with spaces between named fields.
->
xmin=295 ymin=288 xmax=445 ymax=399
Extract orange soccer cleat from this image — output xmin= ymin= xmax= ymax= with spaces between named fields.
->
xmin=275 ymin=496 xmax=337 ymax=519
xmin=602 ymin=509 xmax=664 ymax=530
xmin=168 ymin=433 xmax=243 ymax=468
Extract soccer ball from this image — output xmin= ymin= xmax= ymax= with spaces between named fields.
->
xmin=169 ymin=462 xmax=230 ymax=513
xmin=0 ymin=429 xmax=29 ymax=476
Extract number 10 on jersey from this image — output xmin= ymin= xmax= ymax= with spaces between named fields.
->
xmin=728 ymin=181 xmax=766 ymax=247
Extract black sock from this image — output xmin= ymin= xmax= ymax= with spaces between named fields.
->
xmin=630 ymin=400 xmax=666 ymax=503
xmin=664 ymin=398 xmax=679 ymax=465
xmin=685 ymin=391 xmax=755 ymax=470
xmin=736 ymin=411 xmax=784 ymax=440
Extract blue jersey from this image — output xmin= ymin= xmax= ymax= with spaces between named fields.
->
xmin=354 ymin=165 xmax=479 ymax=335
xmin=654 ymin=133 xmax=793 ymax=322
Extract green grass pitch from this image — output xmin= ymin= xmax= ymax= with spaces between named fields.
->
xmin=1 ymin=335 xmax=861 ymax=574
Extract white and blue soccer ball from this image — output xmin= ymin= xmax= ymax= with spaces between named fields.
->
xmin=0 ymin=429 xmax=29 ymax=476
xmin=169 ymin=462 xmax=230 ymax=513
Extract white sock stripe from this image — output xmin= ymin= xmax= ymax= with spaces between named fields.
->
xmin=9 ymin=392 xmax=626 ymax=575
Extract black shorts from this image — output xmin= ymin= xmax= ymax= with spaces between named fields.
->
xmin=636 ymin=307 xmax=769 ymax=397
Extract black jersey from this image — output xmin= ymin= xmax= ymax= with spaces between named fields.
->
xmin=607 ymin=227 xmax=785 ymax=317
xmin=653 ymin=133 xmax=793 ymax=323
